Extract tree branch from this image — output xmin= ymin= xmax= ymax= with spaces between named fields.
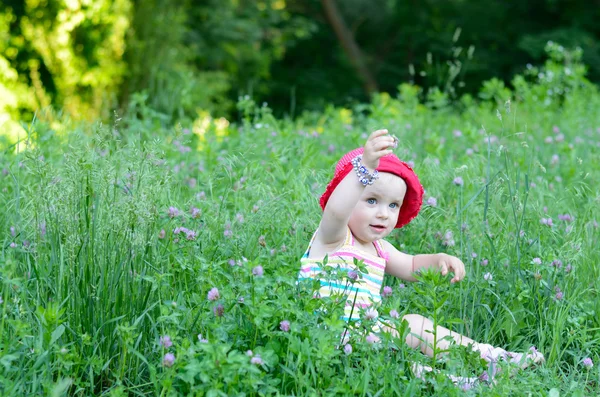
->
xmin=321 ymin=0 xmax=379 ymax=95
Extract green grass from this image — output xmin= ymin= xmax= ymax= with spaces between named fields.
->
xmin=0 ymin=45 xmax=599 ymax=396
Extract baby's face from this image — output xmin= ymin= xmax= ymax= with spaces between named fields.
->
xmin=348 ymin=173 xmax=407 ymax=244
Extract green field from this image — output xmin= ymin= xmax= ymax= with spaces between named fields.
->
xmin=1 ymin=45 xmax=599 ymax=396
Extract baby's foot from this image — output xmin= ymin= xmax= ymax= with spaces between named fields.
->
xmin=477 ymin=344 xmax=544 ymax=379
xmin=411 ymin=363 xmax=480 ymax=391
xmin=505 ymin=346 xmax=545 ymax=369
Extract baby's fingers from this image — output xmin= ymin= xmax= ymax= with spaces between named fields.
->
xmin=439 ymin=261 xmax=449 ymax=276
xmin=370 ymin=135 xmax=396 ymax=152
xmin=367 ymin=129 xmax=389 ymax=142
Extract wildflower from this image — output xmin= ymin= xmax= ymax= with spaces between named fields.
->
xmin=545 ymin=136 xmax=553 ymax=144
xmin=347 ymin=270 xmax=358 ymax=280
xmin=551 ymin=260 xmax=563 ymax=268
xmin=39 ymin=222 xmax=46 ymax=237
xmin=250 ymin=355 xmax=263 ymax=365
xmin=213 ymin=303 xmax=224 ymax=317
xmin=466 ymin=148 xmax=474 ymax=156
xmin=484 ymin=272 xmax=493 ymax=281
xmin=190 ymin=207 xmax=201 ymax=219
xmin=558 ymin=214 xmax=573 ymax=222
xmin=583 ymin=357 xmax=594 ymax=369
xmin=238 ymin=296 xmax=245 ymax=303
xmin=532 ymin=258 xmax=542 ymax=265
xmin=453 ymin=177 xmax=464 ymax=186
xmin=207 ymin=287 xmax=220 ymax=301
xmin=484 ymin=136 xmax=498 ymax=144
xmin=270 ymin=248 xmax=277 ymax=256
xmin=158 ymin=229 xmax=166 ymax=239
xmin=224 ymin=229 xmax=233 ymax=238
xmin=366 ymin=333 xmax=379 ymax=344
xmin=407 ymin=160 xmax=415 ymax=168
xmin=479 ymin=372 xmax=490 ymax=383
xmin=426 ymin=197 xmax=437 ymax=207
xmin=550 ymin=154 xmax=560 ymax=165
xmin=565 ymin=225 xmax=573 ymax=233
xmin=228 ymin=259 xmax=236 ymax=266
xmin=197 ymin=191 xmax=206 ymax=200
xmin=565 ymin=264 xmax=572 ymax=273
xmin=197 ymin=334 xmax=208 ymax=343
xmin=442 ymin=230 xmax=455 ymax=247
xmin=10 ymin=226 xmax=15 ymax=237
xmin=554 ymin=287 xmax=563 ymax=300
xmin=481 ymin=259 xmax=488 ymax=266
xmin=453 ymin=129 xmax=463 ymax=137
xmin=279 ymin=320 xmax=290 ymax=332
xmin=364 ymin=308 xmax=378 ymax=321
xmin=252 ymin=265 xmax=264 ymax=277
xmin=382 ymin=286 xmax=393 ymax=298
xmin=185 ymin=230 xmax=197 ymax=241
xmin=258 ymin=235 xmax=266 ymax=247
xmin=540 ymin=217 xmax=553 ymax=226
xmin=9 ymin=242 xmax=16 ymax=248
xmin=398 ymin=283 xmax=405 ymax=289
xmin=162 ymin=353 xmax=175 ymax=367
xmin=252 ymin=205 xmax=259 ymax=213
xmin=236 ymin=213 xmax=245 ymax=223
xmin=471 ymin=252 xmax=478 ymax=259
xmin=246 ymin=350 xmax=254 ymax=357
xmin=390 ymin=309 xmax=400 ymax=319
xmin=344 ymin=344 xmax=353 ymax=355
xmin=168 ymin=207 xmax=180 ymax=218
xmin=160 ymin=335 xmax=173 ymax=348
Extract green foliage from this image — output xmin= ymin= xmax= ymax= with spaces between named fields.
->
xmin=10 ymin=0 xmax=129 ymax=118
xmin=1 ymin=41 xmax=600 ymax=395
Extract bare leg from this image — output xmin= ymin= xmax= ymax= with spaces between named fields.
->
xmin=382 ymin=313 xmax=544 ymax=369
xmin=389 ymin=313 xmax=477 ymax=356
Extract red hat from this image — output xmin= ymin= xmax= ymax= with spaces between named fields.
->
xmin=319 ymin=148 xmax=424 ymax=229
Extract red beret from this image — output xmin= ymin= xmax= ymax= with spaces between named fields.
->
xmin=319 ymin=147 xmax=424 ymax=229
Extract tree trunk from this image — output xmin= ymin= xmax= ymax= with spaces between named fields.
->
xmin=321 ymin=0 xmax=379 ymax=95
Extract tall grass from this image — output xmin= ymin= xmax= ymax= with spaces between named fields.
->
xmin=1 ymin=44 xmax=599 ymax=395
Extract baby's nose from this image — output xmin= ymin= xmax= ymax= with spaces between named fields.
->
xmin=376 ymin=207 xmax=389 ymax=218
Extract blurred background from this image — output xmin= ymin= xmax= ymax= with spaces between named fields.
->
xmin=1 ymin=0 xmax=599 ymax=127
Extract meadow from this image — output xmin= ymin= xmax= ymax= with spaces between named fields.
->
xmin=1 ymin=44 xmax=599 ymax=396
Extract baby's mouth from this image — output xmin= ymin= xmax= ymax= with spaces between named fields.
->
xmin=370 ymin=224 xmax=386 ymax=231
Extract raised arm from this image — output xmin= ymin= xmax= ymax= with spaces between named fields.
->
xmin=317 ymin=129 xmax=395 ymax=245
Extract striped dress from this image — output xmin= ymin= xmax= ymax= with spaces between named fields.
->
xmin=298 ymin=228 xmax=387 ymax=330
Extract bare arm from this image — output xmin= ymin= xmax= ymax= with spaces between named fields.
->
xmin=317 ymin=129 xmax=395 ymax=245
xmin=382 ymin=240 xmax=466 ymax=283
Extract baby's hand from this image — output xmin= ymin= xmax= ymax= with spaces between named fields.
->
xmin=363 ymin=129 xmax=396 ymax=170
xmin=438 ymin=254 xmax=466 ymax=283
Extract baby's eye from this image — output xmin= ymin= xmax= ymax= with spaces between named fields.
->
xmin=367 ymin=198 xmax=377 ymax=205
xmin=389 ymin=203 xmax=399 ymax=209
